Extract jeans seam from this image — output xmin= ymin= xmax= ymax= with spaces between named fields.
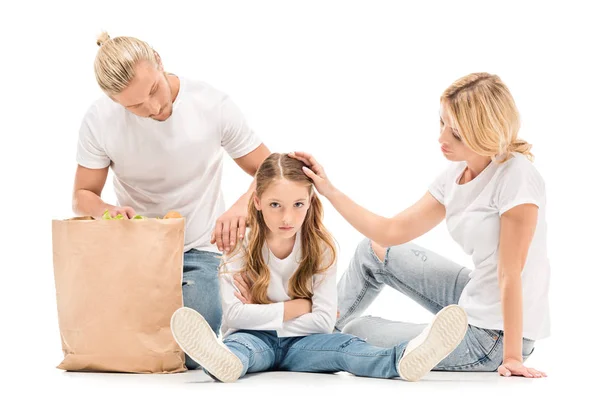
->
xmin=374 ymin=271 xmax=444 ymax=313
xmin=452 ymin=267 xmax=468 ymax=303
xmin=437 ymin=334 xmax=502 ymax=370
xmin=288 ymin=336 xmax=365 ymax=352
xmin=337 ymin=282 xmax=369 ymax=327
xmin=368 ymin=240 xmax=444 ymax=313
xmin=336 ymin=240 xmax=388 ymax=328
xmin=225 ymin=340 xmax=274 ymax=368
xmin=226 ymin=338 xmax=273 ymax=352
xmin=367 ymin=239 xmax=390 ymax=268
xmin=436 ymin=357 xmax=489 ymax=370
xmin=337 ymin=241 xmax=378 ymax=327
xmin=286 ymin=348 xmax=393 ymax=357
xmin=482 ymin=328 xmax=503 ymax=340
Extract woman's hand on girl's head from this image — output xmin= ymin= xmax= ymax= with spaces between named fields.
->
xmin=233 ymin=272 xmax=255 ymax=304
xmin=288 ymin=152 xmax=336 ymax=198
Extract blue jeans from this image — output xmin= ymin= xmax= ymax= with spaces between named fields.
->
xmin=183 ymin=249 xmax=222 ymax=369
xmin=221 ymin=330 xmax=404 ymax=379
xmin=336 ymin=239 xmax=535 ymax=371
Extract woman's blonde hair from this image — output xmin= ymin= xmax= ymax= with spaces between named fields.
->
xmin=94 ymin=32 xmax=159 ymax=96
xmin=223 ymin=153 xmax=337 ymax=304
xmin=441 ymin=72 xmax=533 ymax=163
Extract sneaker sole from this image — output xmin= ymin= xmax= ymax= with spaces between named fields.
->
xmin=397 ymin=304 xmax=468 ymax=382
xmin=170 ymin=307 xmax=243 ymax=383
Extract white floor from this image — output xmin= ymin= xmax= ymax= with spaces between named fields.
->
xmin=8 ymin=363 xmax=579 ymax=400
xmin=3 ymin=322 xmax=590 ymax=399
xmin=5 ymin=314 xmax=591 ymax=399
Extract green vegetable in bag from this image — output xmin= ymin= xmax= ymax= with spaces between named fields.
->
xmin=102 ymin=210 xmax=147 ymax=220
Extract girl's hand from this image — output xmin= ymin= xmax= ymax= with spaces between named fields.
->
xmin=233 ymin=272 xmax=255 ymax=304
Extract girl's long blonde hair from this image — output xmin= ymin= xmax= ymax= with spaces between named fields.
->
xmin=94 ymin=32 xmax=158 ymax=96
xmin=224 ymin=153 xmax=337 ymax=304
xmin=441 ymin=72 xmax=533 ymax=163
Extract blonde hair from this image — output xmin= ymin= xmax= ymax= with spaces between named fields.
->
xmin=223 ymin=153 xmax=337 ymax=304
xmin=94 ymin=32 xmax=159 ymax=96
xmin=441 ymin=72 xmax=533 ymax=163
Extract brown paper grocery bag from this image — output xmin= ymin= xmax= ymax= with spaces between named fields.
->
xmin=51 ymin=217 xmax=187 ymax=373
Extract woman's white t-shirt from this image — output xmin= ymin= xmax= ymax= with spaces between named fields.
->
xmin=428 ymin=153 xmax=550 ymax=340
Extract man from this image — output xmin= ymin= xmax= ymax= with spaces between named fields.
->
xmin=73 ymin=33 xmax=270 ymax=369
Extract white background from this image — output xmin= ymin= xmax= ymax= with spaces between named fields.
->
xmin=1 ymin=0 xmax=598 ymax=398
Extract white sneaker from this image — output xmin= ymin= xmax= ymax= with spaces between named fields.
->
xmin=170 ymin=307 xmax=243 ymax=383
xmin=397 ymin=304 xmax=468 ymax=382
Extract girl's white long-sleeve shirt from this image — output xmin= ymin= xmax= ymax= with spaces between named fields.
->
xmin=219 ymin=232 xmax=337 ymax=338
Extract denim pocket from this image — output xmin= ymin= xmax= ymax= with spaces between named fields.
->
xmin=481 ymin=327 xmax=502 ymax=341
xmin=433 ymin=327 xmax=502 ymax=371
xmin=471 ymin=326 xmax=502 ymax=356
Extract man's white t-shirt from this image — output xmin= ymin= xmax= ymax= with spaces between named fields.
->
xmin=76 ymin=77 xmax=262 ymax=253
xmin=428 ymin=153 xmax=551 ymax=340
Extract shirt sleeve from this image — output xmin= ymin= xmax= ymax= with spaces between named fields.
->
xmin=428 ymin=164 xmax=453 ymax=205
xmin=219 ymin=95 xmax=262 ymax=159
xmin=282 ymin=251 xmax=338 ymax=335
xmin=219 ymin=252 xmax=285 ymax=331
xmin=494 ymin=159 xmax=545 ymax=215
xmin=76 ymin=106 xmax=111 ymax=169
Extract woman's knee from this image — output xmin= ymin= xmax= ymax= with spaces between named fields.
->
xmin=385 ymin=241 xmax=427 ymax=266
xmin=371 ymin=241 xmax=387 ymax=263
xmin=354 ymin=237 xmax=388 ymax=264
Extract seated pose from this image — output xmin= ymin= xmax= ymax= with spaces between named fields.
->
xmin=291 ymin=73 xmax=549 ymax=379
xmin=170 ymin=153 xmax=468 ymax=382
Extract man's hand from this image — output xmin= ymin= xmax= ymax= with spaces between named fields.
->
xmin=211 ymin=201 xmax=247 ymax=253
xmin=104 ymin=205 xmax=136 ymax=219
xmin=214 ymin=144 xmax=270 ymax=253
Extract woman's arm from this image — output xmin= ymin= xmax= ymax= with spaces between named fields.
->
xmin=497 ymin=203 xmax=546 ymax=378
xmin=289 ymin=152 xmax=445 ymax=247
xmin=328 ymin=190 xmax=445 ymax=247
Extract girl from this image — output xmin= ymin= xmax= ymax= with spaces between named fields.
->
xmin=170 ymin=153 xmax=468 ymax=382
xmin=290 ymin=72 xmax=549 ymax=378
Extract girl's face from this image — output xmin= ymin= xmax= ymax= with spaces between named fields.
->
xmin=254 ymin=179 xmax=311 ymax=240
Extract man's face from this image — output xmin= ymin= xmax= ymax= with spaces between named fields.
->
xmin=112 ymin=60 xmax=174 ymax=121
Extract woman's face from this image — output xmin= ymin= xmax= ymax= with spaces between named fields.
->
xmin=438 ymin=102 xmax=474 ymax=162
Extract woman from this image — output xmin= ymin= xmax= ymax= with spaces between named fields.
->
xmin=290 ymin=72 xmax=549 ymax=378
